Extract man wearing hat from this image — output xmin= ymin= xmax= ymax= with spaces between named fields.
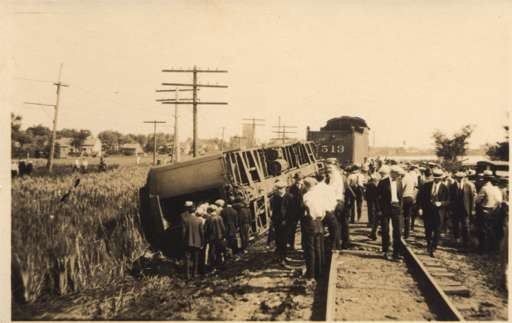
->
xmin=401 ymin=165 xmax=419 ymax=239
xmin=348 ymin=164 xmax=365 ymax=223
xmin=234 ymin=200 xmax=252 ymax=253
xmin=284 ymin=172 xmax=306 ymax=251
xmin=475 ymin=170 xmax=503 ymax=253
xmin=449 ymin=171 xmax=476 ymax=250
xmin=417 ymin=168 xmax=450 ymax=257
xmin=181 ymin=201 xmax=205 ymax=279
xmin=302 ymin=176 xmax=327 ymax=280
xmin=270 ymin=180 xmax=289 ymax=266
xmin=376 ymin=165 xmax=404 ymax=260
xmin=366 ymin=172 xmax=381 ymax=240
xmin=204 ymin=205 xmax=227 ymax=268
xmin=220 ymin=201 xmax=239 ymax=256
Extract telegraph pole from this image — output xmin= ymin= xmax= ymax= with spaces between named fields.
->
xmin=220 ymin=126 xmax=226 ymax=151
xmin=242 ymin=117 xmax=265 ymax=147
xmin=271 ymin=116 xmax=297 ymax=144
xmin=23 ymin=63 xmax=68 ymax=173
xmin=161 ymin=66 xmax=228 ymax=157
xmin=144 ymin=120 xmax=167 ymax=165
xmin=155 ymin=88 xmax=196 ymax=163
xmin=233 ymin=135 xmax=247 ymax=149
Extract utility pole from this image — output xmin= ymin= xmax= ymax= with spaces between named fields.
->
xmin=242 ymin=117 xmax=265 ymax=148
xmin=232 ymin=135 xmax=247 ymax=149
xmin=144 ymin=120 xmax=167 ymax=165
xmin=23 ymin=63 xmax=68 ymax=173
xmin=161 ymin=66 xmax=228 ymax=157
xmin=155 ymin=88 xmax=196 ymax=163
xmin=271 ymin=116 xmax=297 ymax=144
xmin=220 ymin=126 xmax=226 ymax=151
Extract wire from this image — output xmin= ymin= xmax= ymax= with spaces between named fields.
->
xmin=13 ymin=77 xmax=54 ymax=84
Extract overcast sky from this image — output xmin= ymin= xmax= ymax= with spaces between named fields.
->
xmin=3 ymin=0 xmax=511 ymax=148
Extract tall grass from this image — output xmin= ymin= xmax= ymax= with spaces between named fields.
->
xmin=11 ymin=166 xmax=149 ymax=302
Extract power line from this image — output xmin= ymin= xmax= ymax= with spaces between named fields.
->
xmin=242 ymin=117 xmax=265 ymax=148
xmin=160 ymin=65 xmax=228 ymax=157
xmin=22 ymin=63 xmax=69 ymax=173
xmin=143 ymin=120 xmax=167 ymax=165
xmin=271 ymin=116 xmax=297 ymax=144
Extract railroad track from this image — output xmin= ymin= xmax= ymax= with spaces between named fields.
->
xmin=324 ymin=223 xmax=465 ymax=321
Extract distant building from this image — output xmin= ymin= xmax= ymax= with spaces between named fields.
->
xmin=120 ymin=143 xmax=144 ymax=156
xmin=55 ymin=138 xmax=73 ymax=158
xmin=80 ymin=136 xmax=102 ymax=156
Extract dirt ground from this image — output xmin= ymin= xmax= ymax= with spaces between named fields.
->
xmin=333 ymin=249 xmax=437 ymax=321
xmin=12 ymin=234 xmax=323 ymax=321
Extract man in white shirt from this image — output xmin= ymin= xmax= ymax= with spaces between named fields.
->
xmin=301 ymin=177 xmax=327 ymax=280
xmin=402 ymin=166 xmax=419 ymax=239
xmin=377 ymin=165 xmax=404 ymax=260
xmin=476 ymin=170 xmax=504 ymax=253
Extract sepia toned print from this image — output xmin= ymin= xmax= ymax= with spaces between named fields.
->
xmin=4 ymin=0 xmax=510 ymax=321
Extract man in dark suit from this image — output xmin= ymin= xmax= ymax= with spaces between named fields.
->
xmin=220 ymin=202 xmax=239 ymax=256
xmin=234 ymin=200 xmax=252 ymax=253
xmin=283 ymin=172 xmax=306 ymax=250
xmin=376 ymin=165 xmax=403 ymax=260
xmin=449 ymin=171 xmax=476 ymax=250
xmin=270 ymin=180 xmax=288 ymax=266
xmin=182 ymin=202 xmax=205 ymax=279
xmin=417 ymin=168 xmax=450 ymax=257
xmin=366 ymin=172 xmax=380 ymax=240
xmin=204 ymin=206 xmax=226 ymax=267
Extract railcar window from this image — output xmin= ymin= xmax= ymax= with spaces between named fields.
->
xmin=235 ymin=153 xmax=250 ymax=184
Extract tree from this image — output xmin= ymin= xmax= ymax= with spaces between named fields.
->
xmin=57 ymin=128 xmax=80 ymax=139
xmin=98 ymin=130 xmax=123 ymax=152
xmin=71 ymin=129 xmax=92 ymax=150
xmin=486 ymin=126 xmax=509 ymax=161
xmin=11 ymin=114 xmax=24 ymax=157
xmin=144 ymin=132 xmax=172 ymax=153
xmin=432 ymin=125 xmax=474 ymax=162
xmin=127 ymin=134 xmax=147 ymax=148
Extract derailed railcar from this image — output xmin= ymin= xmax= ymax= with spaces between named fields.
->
xmin=139 ymin=141 xmax=320 ymax=258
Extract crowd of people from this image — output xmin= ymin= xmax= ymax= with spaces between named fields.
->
xmin=178 ymin=199 xmax=253 ymax=279
xmin=177 ymin=157 xmax=508 ymax=282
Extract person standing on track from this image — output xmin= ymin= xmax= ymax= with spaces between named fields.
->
xmin=323 ymin=164 xmax=342 ymax=251
xmin=366 ymin=172 xmax=381 ymax=240
xmin=324 ymin=160 xmax=354 ymax=249
xmin=348 ymin=165 xmax=365 ymax=223
xmin=475 ymin=170 xmax=503 ymax=253
xmin=417 ymin=168 xmax=450 ymax=257
xmin=376 ymin=165 xmax=404 ymax=260
xmin=302 ymin=176 xmax=333 ymax=280
xmin=401 ymin=165 xmax=419 ymax=239
xmin=449 ymin=171 xmax=476 ymax=250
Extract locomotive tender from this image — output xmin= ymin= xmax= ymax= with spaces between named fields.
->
xmin=307 ymin=116 xmax=370 ymax=166
xmin=138 ymin=141 xmax=320 ymax=258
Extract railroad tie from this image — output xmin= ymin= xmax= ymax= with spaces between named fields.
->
xmin=442 ymin=286 xmax=471 ymax=298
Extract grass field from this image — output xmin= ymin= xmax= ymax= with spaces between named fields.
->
xmin=11 ymin=163 xmax=150 ymax=303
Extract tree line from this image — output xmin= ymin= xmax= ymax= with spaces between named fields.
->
xmin=11 ymin=113 xmax=241 ymax=158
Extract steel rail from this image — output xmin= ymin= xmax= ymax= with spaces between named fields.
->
xmin=323 ymin=237 xmax=464 ymax=321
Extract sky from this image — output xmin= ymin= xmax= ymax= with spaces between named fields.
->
xmin=3 ymin=0 xmax=511 ymax=149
